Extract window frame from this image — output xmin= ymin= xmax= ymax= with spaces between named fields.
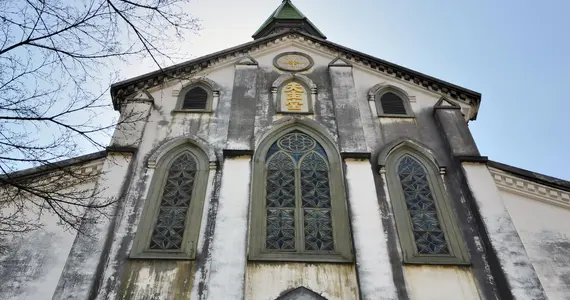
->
xmin=385 ymin=148 xmax=469 ymax=265
xmin=249 ymin=126 xmax=353 ymax=263
xmin=370 ymin=85 xmax=414 ymax=118
xmin=174 ymin=83 xmax=214 ymax=113
xmin=130 ymin=144 xmax=210 ymax=260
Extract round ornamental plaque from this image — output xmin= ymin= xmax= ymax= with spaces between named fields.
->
xmin=273 ymin=52 xmax=314 ymax=72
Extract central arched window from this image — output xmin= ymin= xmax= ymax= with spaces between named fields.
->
xmin=249 ymin=128 xmax=352 ymax=262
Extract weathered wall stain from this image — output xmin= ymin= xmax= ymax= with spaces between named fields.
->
xmin=245 ymin=263 xmax=359 ymax=300
xmin=118 ymin=260 xmax=194 ymax=300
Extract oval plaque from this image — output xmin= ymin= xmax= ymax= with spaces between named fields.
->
xmin=273 ymin=52 xmax=314 ymax=72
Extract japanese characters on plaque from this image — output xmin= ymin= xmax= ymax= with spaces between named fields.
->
xmin=281 ymin=82 xmax=309 ymax=112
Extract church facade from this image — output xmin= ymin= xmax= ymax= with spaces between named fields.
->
xmin=2 ymin=1 xmax=570 ymax=299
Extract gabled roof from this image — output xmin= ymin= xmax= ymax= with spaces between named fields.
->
xmin=252 ymin=0 xmax=326 ymax=40
xmin=110 ymin=29 xmax=482 ymax=119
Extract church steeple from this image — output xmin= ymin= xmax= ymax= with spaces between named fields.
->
xmin=252 ymin=0 xmax=326 ymax=40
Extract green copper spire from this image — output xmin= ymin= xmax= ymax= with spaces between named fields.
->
xmin=252 ymin=0 xmax=326 ymax=40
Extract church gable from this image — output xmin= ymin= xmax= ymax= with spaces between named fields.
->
xmin=111 ymin=31 xmax=481 ymax=120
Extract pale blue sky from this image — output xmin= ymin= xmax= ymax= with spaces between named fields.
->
xmin=118 ymin=0 xmax=570 ymax=180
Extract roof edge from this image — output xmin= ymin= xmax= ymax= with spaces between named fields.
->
xmin=488 ymin=160 xmax=570 ymax=192
xmin=110 ymin=30 xmax=481 ymax=119
xmin=1 ymin=151 xmax=107 ymax=181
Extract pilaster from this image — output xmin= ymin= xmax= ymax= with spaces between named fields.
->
xmin=226 ymin=60 xmax=259 ymax=150
xmin=345 ymin=159 xmax=398 ymax=300
xmin=205 ymin=155 xmax=252 ymax=300
xmin=433 ymin=98 xmax=479 ymax=157
xmin=328 ymin=59 xmax=367 ymax=153
xmin=462 ymin=162 xmax=547 ymax=300
xmin=109 ymin=91 xmax=153 ymax=150
xmin=52 ymin=152 xmax=134 ymax=300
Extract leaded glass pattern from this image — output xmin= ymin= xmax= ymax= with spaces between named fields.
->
xmin=264 ymin=131 xmax=334 ymax=252
xmin=150 ymin=152 xmax=197 ymax=250
xmin=266 ymin=151 xmax=296 ymax=249
xmin=397 ymin=155 xmax=449 ymax=254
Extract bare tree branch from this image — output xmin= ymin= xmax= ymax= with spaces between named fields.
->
xmin=0 ymin=0 xmax=200 ymax=234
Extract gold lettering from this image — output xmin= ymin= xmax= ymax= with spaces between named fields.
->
xmin=284 ymin=82 xmax=305 ymax=111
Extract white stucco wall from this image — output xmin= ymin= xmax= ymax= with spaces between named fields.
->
xmin=0 ymin=187 xmax=89 ymax=300
xmin=403 ymin=266 xmax=480 ymax=300
xmin=245 ymin=263 xmax=359 ymax=300
xmin=205 ymin=157 xmax=251 ymax=300
xmin=499 ymin=187 xmax=570 ymax=299
xmin=0 ymin=161 xmax=103 ymax=300
xmin=344 ymin=159 xmax=397 ymax=300
xmin=462 ymin=163 xmax=546 ymax=300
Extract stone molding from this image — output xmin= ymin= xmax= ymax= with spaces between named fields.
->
xmin=147 ymin=135 xmax=218 ymax=168
xmin=490 ymin=167 xmax=570 ymax=209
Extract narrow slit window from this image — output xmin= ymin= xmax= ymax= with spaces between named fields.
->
xmin=182 ymin=87 xmax=208 ymax=110
xmin=381 ymin=92 xmax=407 ymax=115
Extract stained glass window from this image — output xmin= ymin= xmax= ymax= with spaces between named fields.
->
xmin=149 ymin=152 xmax=197 ymax=250
xmin=265 ymin=131 xmax=334 ymax=252
xmin=397 ymin=155 xmax=449 ymax=254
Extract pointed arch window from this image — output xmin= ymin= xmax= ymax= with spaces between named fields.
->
xmin=250 ymin=129 xmax=352 ymax=262
xmin=131 ymin=144 xmax=210 ymax=259
xmin=385 ymin=148 xmax=469 ymax=264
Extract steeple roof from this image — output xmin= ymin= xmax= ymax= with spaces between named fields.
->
xmin=253 ymin=0 xmax=326 ymax=40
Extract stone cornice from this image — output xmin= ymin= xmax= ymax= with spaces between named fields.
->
xmin=110 ymin=31 xmax=481 ymax=119
xmin=490 ymin=167 xmax=570 ymax=209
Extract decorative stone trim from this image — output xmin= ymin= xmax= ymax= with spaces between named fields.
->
xmin=111 ymin=31 xmax=480 ymax=119
xmin=490 ymin=167 xmax=570 ymax=209
xmin=147 ymin=135 xmax=217 ymax=168
xmin=273 ymin=51 xmax=314 ymax=72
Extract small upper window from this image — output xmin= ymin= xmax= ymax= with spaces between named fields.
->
xmin=183 ymin=87 xmax=208 ymax=110
xmin=381 ymin=92 xmax=407 ymax=115
xmin=370 ymin=85 xmax=414 ymax=117
xmin=175 ymin=83 xmax=216 ymax=112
